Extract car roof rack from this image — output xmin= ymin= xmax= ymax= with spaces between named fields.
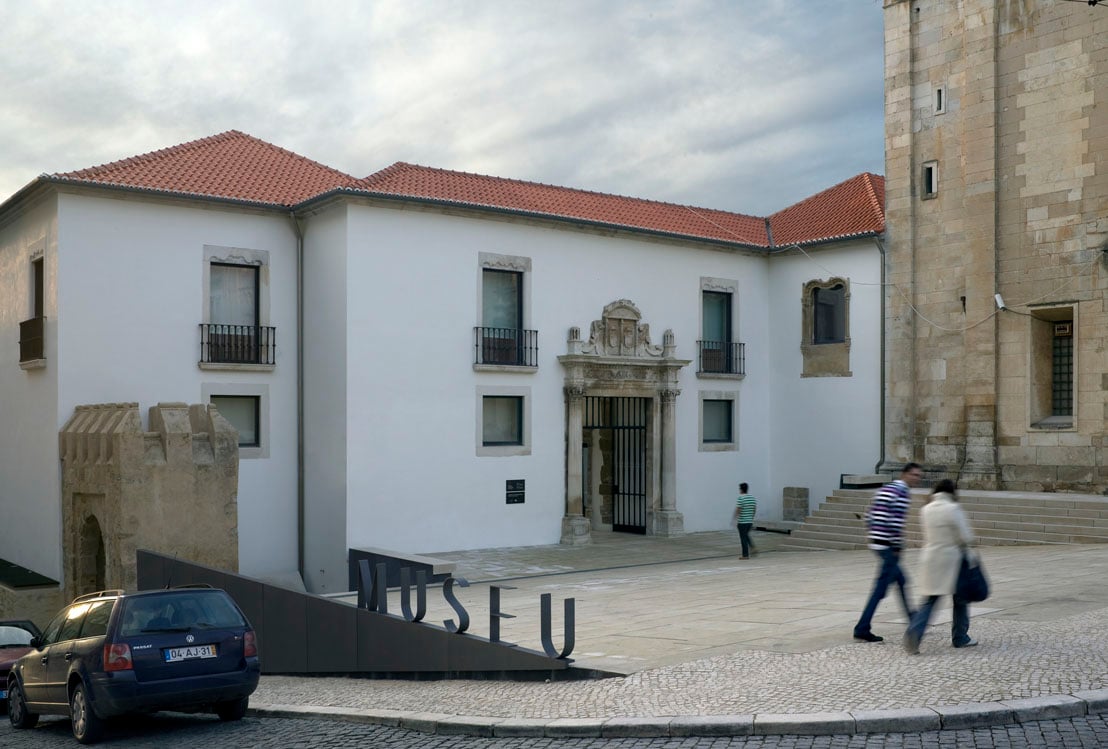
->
xmin=171 ymin=583 xmax=215 ymax=589
xmin=71 ymin=589 xmax=124 ymax=603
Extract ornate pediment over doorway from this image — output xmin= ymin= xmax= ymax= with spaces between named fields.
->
xmin=566 ymin=300 xmax=678 ymax=361
xmin=578 ymin=299 xmax=666 ymax=358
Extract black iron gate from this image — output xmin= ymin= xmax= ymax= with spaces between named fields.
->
xmin=584 ymin=397 xmax=648 ymax=534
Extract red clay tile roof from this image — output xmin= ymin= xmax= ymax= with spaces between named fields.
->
xmin=769 ymin=172 xmax=885 ymax=247
xmin=52 ymin=130 xmax=359 ymax=206
xmin=36 ymin=130 xmax=883 ymax=248
xmin=356 ymin=163 xmax=771 ymax=247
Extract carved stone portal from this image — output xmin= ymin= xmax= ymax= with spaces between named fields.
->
xmin=558 ymin=301 xmax=690 ymax=544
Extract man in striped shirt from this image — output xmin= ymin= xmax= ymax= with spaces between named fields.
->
xmin=852 ymin=462 xmax=923 ymax=642
xmin=734 ymin=483 xmax=757 ymax=559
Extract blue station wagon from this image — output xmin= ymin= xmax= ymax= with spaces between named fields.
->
xmin=7 ymin=586 xmax=260 ymax=744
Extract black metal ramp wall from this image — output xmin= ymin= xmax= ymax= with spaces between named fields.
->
xmin=136 ymin=550 xmax=576 ymax=678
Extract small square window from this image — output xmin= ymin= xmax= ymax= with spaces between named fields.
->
xmin=703 ymin=399 xmax=733 ymax=443
xmin=482 ymin=396 xmax=523 ymax=446
xmin=934 ymin=85 xmax=945 ymax=114
xmin=211 ymin=395 xmax=260 ymax=447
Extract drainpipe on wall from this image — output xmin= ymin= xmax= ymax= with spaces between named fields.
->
xmin=873 ymin=236 xmax=887 ymax=474
xmin=288 ymin=211 xmax=305 ymax=581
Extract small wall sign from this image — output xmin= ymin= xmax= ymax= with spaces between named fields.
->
xmin=506 ymin=479 xmax=525 ymax=504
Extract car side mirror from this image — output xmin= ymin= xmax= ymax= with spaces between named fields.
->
xmin=30 ymin=635 xmax=43 ymax=649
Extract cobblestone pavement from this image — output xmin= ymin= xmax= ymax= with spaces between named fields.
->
xmin=9 ymin=535 xmax=1108 ymax=745
xmin=4 ymin=713 xmax=1108 ymax=748
xmin=257 ymin=537 xmax=1108 ymax=723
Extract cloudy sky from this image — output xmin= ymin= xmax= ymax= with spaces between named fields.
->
xmin=1 ymin=1 xmax=885 ymax=216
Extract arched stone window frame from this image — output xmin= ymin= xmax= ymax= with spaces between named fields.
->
xmin=801 ymin=277 xmax=851 ymax=378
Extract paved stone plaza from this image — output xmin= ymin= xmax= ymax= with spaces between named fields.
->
xmin=251 ymin=531 xmax=1108 ymax=736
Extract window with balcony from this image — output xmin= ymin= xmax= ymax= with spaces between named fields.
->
xmin=698 ymin=278 xmax=744 ymax=378
xmin=475 ymin=253 xmax=536 ymax=369
xmin=19 ymin=256 xmax=45 ymax=366
xmin=200 ymin=246 xmax=274 ymax=369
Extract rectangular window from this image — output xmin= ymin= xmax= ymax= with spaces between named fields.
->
xmin=210 ymin=395 xmax=260 ymax=448
xmin=934 ymin=86 xmax=945 ymax=114
xmin=922 ymin=161 xmax=938 ymax=198
xmin=482 ymin=396 xmax=523 ymax=446
xmin=813 ymin=284 xmax=846 ymax=344
xmin=1052 ymin=322 xmax=1073 ymax=417
xmin=1029 ymin=307 xmax=1075 ymax=429
xmin=700 ymin=290 xmax=735 ymax=374
xmin=32 ymin=257 xmax=44 ymax=318
xmin=482 ymin=269 xmax=521 ymax=330
xmin=702 ymin=399 xmax=733 ymax=443
xmin=210 ymin=263 xmax=258 ymax=326
xmin=480 ymin=269 xmax=525 ymax=365
xmin=702 ymin=291 xmax=732 ymax=343
xmin=20 ymin=256 xmax=46 ymax=364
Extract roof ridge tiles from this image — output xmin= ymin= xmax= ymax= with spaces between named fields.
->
xmin=54 ymin=130 xmax=357 ymax=183
xmin=361 ymin=161 xmax=765 ymax=222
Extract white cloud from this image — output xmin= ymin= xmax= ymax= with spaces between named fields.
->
xmin=0 ymin=0 xmax=884 ymax=215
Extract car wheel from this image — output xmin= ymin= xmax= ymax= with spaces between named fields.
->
xmin=215 ymin=696 xmax=249 ymax=721
xmin=70 ymin=682 xmax=104 ymax=744
xmin=8 ymin=679 xmax=39 ymax=729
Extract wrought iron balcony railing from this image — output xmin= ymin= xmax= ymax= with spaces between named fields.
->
xmin=200 ymin=324 xmax=276 ymax=365
xmin=698 ymin=340 xmax=745 ymax=375
xmin=19 ymin=316 xmax=45 ymax=362
xmin=474 ymin=327 xmax=538 ymax=367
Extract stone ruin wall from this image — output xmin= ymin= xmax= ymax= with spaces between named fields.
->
xmin=59 ymin=402 xmax=239 ymax=603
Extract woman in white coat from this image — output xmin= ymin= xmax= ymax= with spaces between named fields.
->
xmin=903 ymin=479 xmax=977 ymax=653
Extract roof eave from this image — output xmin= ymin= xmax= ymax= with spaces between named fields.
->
xmin=41 ymin=176 xmax=294 ymax=212
xmin=769 ymin=229 xmax=885 ymax=252
xmin=298 ymin=189 xmax=773 ymax=251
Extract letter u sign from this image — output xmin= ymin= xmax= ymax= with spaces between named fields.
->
xmin=540 ymin=593 xmax=575 ymax=659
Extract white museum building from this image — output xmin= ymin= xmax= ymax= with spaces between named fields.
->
xmin=0 ymin=131 xmax=884 ymax=595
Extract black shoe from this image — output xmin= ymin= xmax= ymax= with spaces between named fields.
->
xmin=853 ymin=632 xmax=884 ymax=642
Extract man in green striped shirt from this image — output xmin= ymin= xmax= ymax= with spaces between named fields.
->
xmin=734 ymin=482 xmax=757 ymax=559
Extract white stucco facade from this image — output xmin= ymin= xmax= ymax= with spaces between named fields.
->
xmin=766 ymin=240 xmax=883 ymax=511
xmin=1 ymin=177 xmax=882 ymax=597
xmin=1 ymin=189 xmax=301 ymax=582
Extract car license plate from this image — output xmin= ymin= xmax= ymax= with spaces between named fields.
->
xmin=164 ymin=644 xmax=217 ymax=662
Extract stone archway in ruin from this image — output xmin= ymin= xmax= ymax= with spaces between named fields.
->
xmin=557 ymin=300 xmax=691 ymax=545
xmin=77 ymin=514 xmax=106 ymax=595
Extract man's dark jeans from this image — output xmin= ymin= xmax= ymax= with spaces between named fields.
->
xmin=854 ymin=546 xmax=912 ymax=637
xmin=737 ymin=522 xmax=755 ymax=558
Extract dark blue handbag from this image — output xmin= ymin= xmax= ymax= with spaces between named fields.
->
xmin=956 ymin=550 xmax=989 ymax=603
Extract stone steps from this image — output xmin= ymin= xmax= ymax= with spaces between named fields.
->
xmin=780 ymin=488 xmax=1108 ymax=551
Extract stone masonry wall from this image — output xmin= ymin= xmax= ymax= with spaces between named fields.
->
xmin=883 ymin=0 xmax=1108 ymax=492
